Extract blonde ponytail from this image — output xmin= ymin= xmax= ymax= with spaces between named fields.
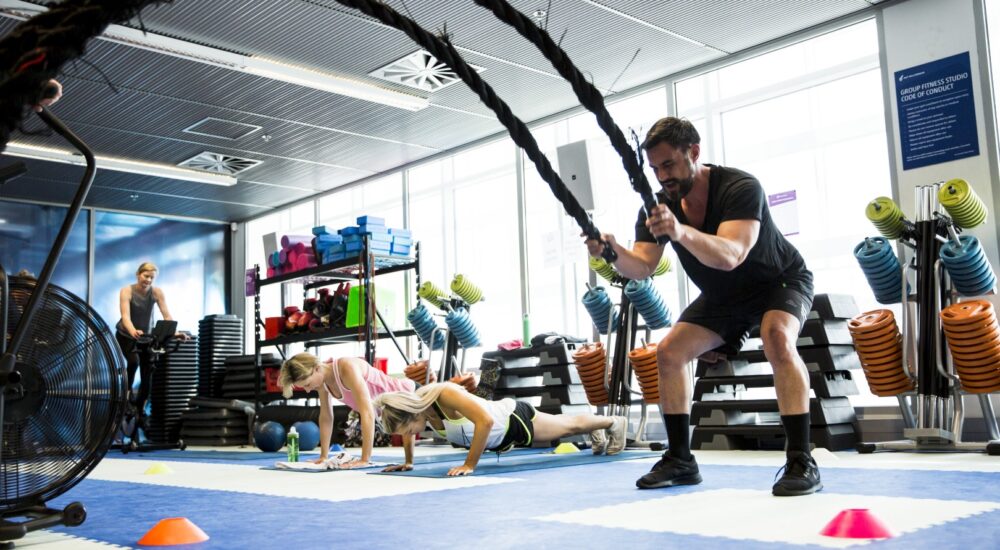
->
xmin=374 ymin=382 xmax=457 ymax=433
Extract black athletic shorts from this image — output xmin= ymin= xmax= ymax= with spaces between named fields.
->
xmin=494 ymin=400 xmax=536 ymax=452
xmin=678 ymin=281 xmax=814 ymax=356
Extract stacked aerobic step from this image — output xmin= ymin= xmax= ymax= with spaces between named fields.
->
xmin=312 ymin=215 xmax=413 ymax=263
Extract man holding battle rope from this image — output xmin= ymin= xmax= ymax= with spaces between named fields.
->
xmin=584 ymin=117 xmax=820 ymax=497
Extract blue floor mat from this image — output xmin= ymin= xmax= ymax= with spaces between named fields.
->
xmin=116 ymin=446 xmax=549 ymax=466
xmin=121 ymin=449 xmax=297 ymax=462
xmin=371 ymin=449 xmax=661 ymax=477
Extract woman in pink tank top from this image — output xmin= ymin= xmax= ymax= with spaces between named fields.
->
xmin=279 ymin=353 xmax=415 ymax=468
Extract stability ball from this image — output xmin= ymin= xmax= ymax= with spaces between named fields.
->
xmin=253 ymin=421 xmax=285 ymax=452
xmin=292 ymin=421 xmax=321 ymax=451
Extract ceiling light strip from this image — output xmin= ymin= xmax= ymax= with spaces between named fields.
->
xmin=0 ymin=0 xmax=429 ymax=111
xmin=4 ymin=142 xmax=237 ymax=186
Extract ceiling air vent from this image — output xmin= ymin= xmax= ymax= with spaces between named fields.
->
xmin=178 ymin=152 xmax=262 ymax=175
xmin=370 ymin=50 xmax=483 ymax=93
xmin=182 ymin=117 xmax=262 ymax=140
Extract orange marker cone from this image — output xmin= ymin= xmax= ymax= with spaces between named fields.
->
xmin=138 ymin=517 xmax=209 ymax=546
xmin=820 ymin=508 xmax=894 ymax=539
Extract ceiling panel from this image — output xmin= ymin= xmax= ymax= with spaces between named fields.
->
xmin=0 ymin=0 xmax=882 ymax=221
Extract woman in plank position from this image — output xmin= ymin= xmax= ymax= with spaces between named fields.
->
xmin=373 ymin=382 xmax=627 ymax=476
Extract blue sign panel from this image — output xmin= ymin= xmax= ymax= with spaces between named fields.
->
xmin=895 ymin=52 xmax=978 ymax=170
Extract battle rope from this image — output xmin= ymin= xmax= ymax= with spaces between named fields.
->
xmin=0 ymin=0 xmax=172 ymax=152
xmin=474 ymin=0 xmax=668 ymax=245
xmin=330 ymin=0 xmax=617 ymax=262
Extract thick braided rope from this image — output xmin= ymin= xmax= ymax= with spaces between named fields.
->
xmin=334 ymin=0 xmax=603 ymax=242
xmin=473 ymin=0 xmax=659 ymax=214
xmin=0 ymin=0 xmax=172 ymax=153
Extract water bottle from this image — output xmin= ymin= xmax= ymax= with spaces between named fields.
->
xmin=286 ymin=426 xmax=299 ymax=462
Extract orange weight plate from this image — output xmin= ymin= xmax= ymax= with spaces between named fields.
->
xmin=945 ymin=335 xmax=1000 ymax=352
xmin=946 ymin=337 xmax=1000 ymax=355
xmin=942 ymin=321 xmax=999 ymax=340
xmin=857 ymin=345 xmax=903 ymax=362
xmin=949 ymin=344 xmax=1000 ymax=362
xmin=959 ymin=379 xmax=1000 ymax=393
xmin=863 ymin=368 xmax=909 ymax=383
xmin=573 ymin=343 xmax=605 ymax=361
xmin=854 ymin=334 xmax=903 ymax=352
xmin=851 ymin=328 xmax=901 ymax=347
xmin=940 ymin=300 xmax=995 ymax=325
xmin=871 ymin=381 xmax=915 ymax=397
xmin=868 ymin=377 xmax=914 ymax=392
xmin=848 ymin=309 xmax=897 ymax=334
xmin=956 ymin=369 xmax=1000 ymax=382
xmin=861 ymin=351 xmax=904 ymax=368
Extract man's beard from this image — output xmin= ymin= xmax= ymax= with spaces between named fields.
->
xmin=662 ymin=176 xmax=694 ymax=201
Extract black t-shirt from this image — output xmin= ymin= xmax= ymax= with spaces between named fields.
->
xmin=635 ymin=164 xmax=811 ymax=303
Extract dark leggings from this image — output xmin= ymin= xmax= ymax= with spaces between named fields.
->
xmin=115 ymin=332 xmax=151 ymax=415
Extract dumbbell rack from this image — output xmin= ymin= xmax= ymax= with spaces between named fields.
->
xmin=858 ymin=184 xmax=1000 ymax=454
xmin=596 ymin=276 xmax=659 ymax=448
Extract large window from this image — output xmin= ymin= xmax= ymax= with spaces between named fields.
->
xmin=316 ymin=175 xmax=408 ymax=371
xmin=524 ymin=88 xmax=682 ymax=342
xmin=674 ymin=19 xmax=891 ymax=404
xmin=0 ymin=200 xmax=88 ymax=300
xmin=94 ymin=211 xmax=226 ymax=337
xmin=408 ymin=140 xmax=520 ymax=368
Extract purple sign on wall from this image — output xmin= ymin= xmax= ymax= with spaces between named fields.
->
xmin=768 ymin=190 xmax=799 ymax=237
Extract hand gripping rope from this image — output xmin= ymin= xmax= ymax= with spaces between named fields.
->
xmin=330 ymin=0 xmax=617 ymax=263
xmin=472 ymin=0 xmax=669 ymax=246
xmin=0 ymin=0 xmax=173 ymax=152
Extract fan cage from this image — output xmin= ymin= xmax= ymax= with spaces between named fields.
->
xmin=0 ymin=277 xmax=126 ymax=513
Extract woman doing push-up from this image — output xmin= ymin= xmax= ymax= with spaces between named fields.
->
xmin=373 ymin=382 xmax=627 ymax=476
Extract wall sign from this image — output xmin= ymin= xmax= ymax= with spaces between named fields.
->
xmin=895 ymin=52 xmax=978 ymax=170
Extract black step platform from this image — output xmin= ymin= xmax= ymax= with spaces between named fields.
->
xmin=494 ymin=385 xmax=590 ymax=406
xmin=810 ymin=293 xmax=860 ymax=321
xmin=733 ymin=345 xmax=861 ymax=373
xmin=694 ymin=370 xmax=859 ymax=400
xmin=692 ymin=423 xmax=858 ymax=451
xmin=745 ymin=318 xmax=854 ymax=349
xmin=481 ymin=342 xmax=581 ymax=370
xmin=691 ymin=397 xmax=856 ymax=426
xmin=496 ymin=363 xmax=581 ymax=389
xmin=697 ymin=358 xmax=772 ymax=378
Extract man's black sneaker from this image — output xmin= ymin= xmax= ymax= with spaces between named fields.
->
xmin=772 ymin=451 xmax=823 ymax=496
xmin=636 ymin=453 xmax=702 ymax=489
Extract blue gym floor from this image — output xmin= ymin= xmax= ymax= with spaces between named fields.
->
xmin=12 ymin=445 xmax=1000 ymax=549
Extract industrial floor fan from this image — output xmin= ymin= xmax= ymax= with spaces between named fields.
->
xmin=0 ymin=109 xmax=127 ymax=547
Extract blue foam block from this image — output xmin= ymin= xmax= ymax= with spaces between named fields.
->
xmin=316 ymin=234 xmax=343 ymax=245
xmin=339 ymin=226 xmax=360 ymax=236
xmin=391 ymin=236 xmax=412 ymax=246
xmin=356 ymin=215 xmax=385 ymax=226
xmin=389 ymin=228 xmax=412 ymax=237
xmin=312 ymin=225 xmax=331 ymax=236
xmin=358 ymin=224 xmax=386 ymax=235
xmin=342 ymin=234 xmax=363 ymax=243
xmin=368 ymin=231 xmax=392 ymax=242
xmin=345 ymin=241 xmax=364 ymax=253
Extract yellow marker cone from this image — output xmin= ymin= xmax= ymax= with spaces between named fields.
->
xmin=553 ymin=442 xmax=580 ymax=454
xmin=144 ymin=462 xmax=174 ymax=475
